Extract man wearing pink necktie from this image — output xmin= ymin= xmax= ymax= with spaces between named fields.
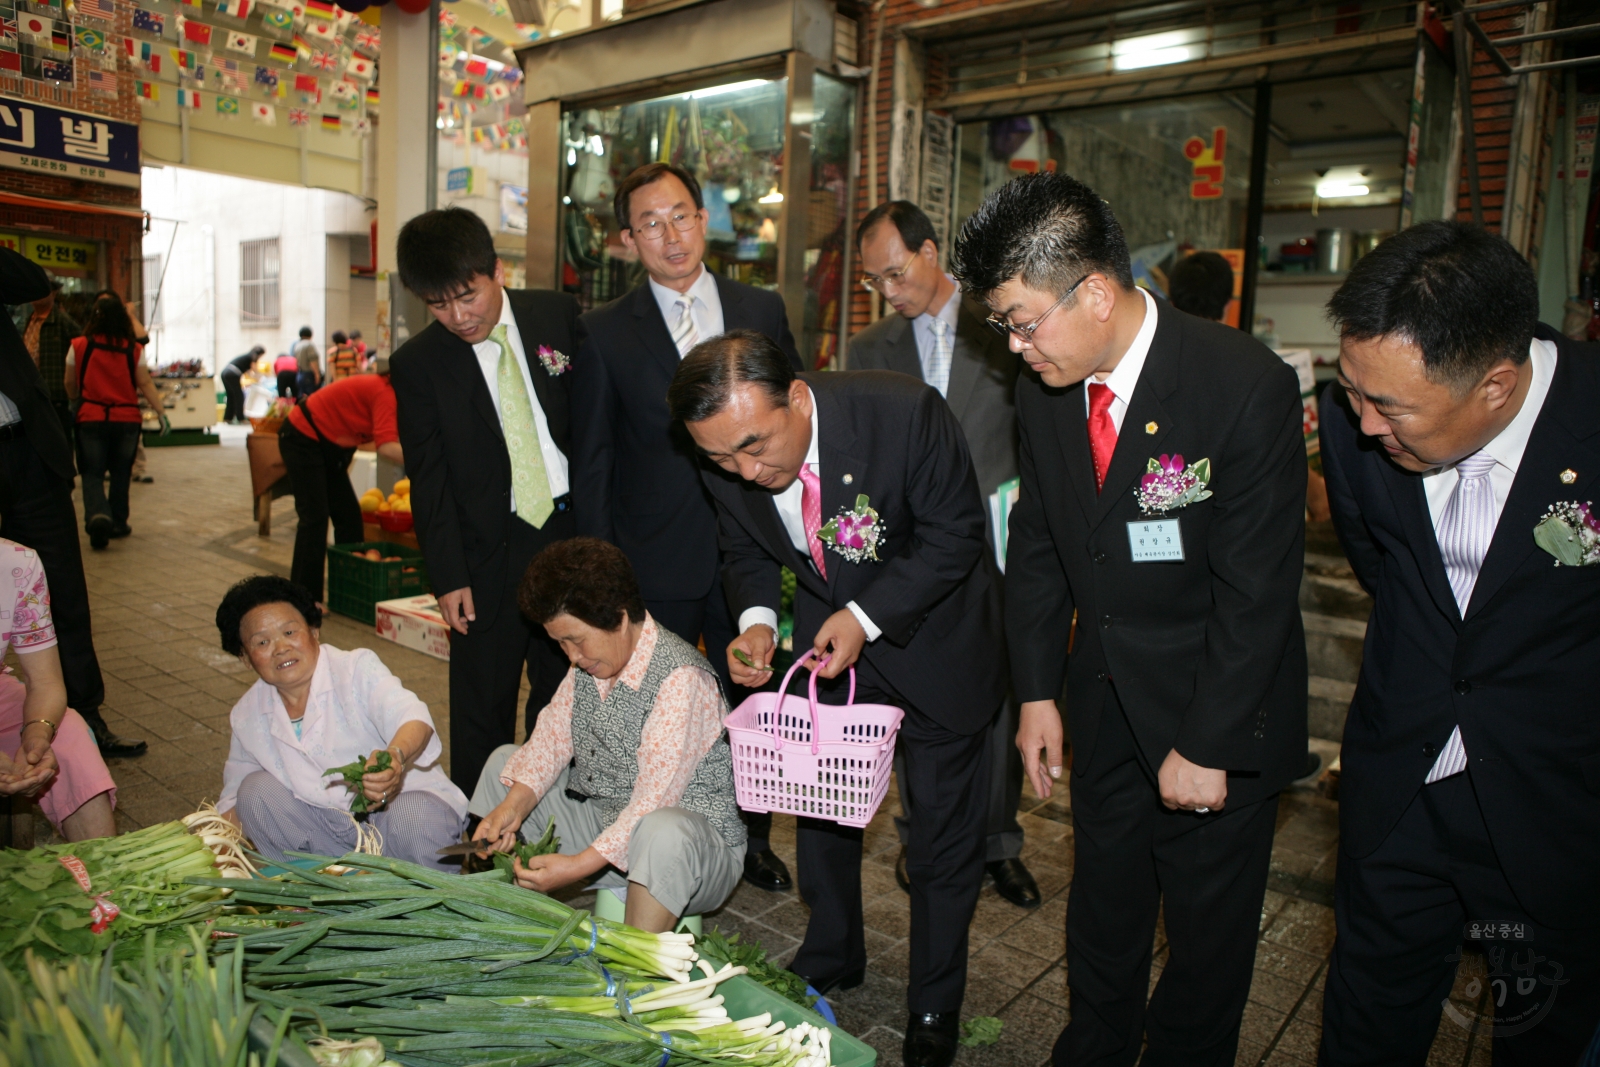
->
xmin=1318 ymin=222 xmax=1600 ymax=1064
xmin=668 ymin=330 xmax=1005 ymax=1067
xmin=953 ymin=173 xmax=1309 ymax=1067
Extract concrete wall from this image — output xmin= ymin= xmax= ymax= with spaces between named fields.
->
xmin=140 ymin=165 xmax=373 ymax=373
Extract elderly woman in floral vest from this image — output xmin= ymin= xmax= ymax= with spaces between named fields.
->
xmin=470 ymin=537 xmax=746 ymax=932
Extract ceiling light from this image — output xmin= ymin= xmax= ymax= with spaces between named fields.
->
xmin=1316 ymin=180 xmax=1369 ymax=198
xmin=758 ymin=186 xmax=783 ymax=204
xmin=1112 ymin=31 xmax=1195 ymax=71
xmin=687 ymin=79 xmax=769 ymax=100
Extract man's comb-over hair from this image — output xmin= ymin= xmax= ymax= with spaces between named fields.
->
xmin=667 ymin=329 xmax=794 ymax=424
xmin=1326 ymin=220 xmax=1537 ymax=393
xmin=951 ymin=172 xmax=1135 ymax=302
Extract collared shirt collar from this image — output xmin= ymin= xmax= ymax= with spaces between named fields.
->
xmin=802 ymin=383 xmax=820 ymax=468
xmin=494 ymin=287 xmax=516 ymax=332
xmin=648 ymin=265 xmax=717 ymax=321
xmin=595 ymin=614 xmax=660 ymax=698
xmin=1093 ymin=287 xmax=1158 ymax=404
xmin=1470 ymin=337 xmax=1555 ymax=475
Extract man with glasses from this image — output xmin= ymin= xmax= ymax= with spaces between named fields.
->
xmin=847 ymin=201 xmax=1038 ymax=911
xmin=953 ymin=173 xmax=1308 ymax=1067
xmin=571 ymin=162 xmax=802 ymax=893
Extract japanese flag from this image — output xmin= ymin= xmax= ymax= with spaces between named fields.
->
xmin=303 ymin=20 xmax=336 ymax=46
xmin=344 ymin=55 xmax=373 ymax=81
xmin=20 ymin=14 xmax=52 ymax=43
xmin=251 ymin=101 xmax=276 ymax=125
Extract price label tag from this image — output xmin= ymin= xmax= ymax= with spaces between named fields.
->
xmin=1127 ymin=519 xmax=1184 ymax=562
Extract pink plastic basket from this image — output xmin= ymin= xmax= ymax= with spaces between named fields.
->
xmin=724 ymin=651 xmax=905 ymax=828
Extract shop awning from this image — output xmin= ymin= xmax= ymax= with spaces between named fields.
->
xmin=0 ymin=190 xmax=147 ymax=221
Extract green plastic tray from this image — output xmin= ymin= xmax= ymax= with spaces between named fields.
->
xmin=326 ymin=541 xmax=428 ymax=625
xmin=692 ymin=965 xmax=876 ymax=1067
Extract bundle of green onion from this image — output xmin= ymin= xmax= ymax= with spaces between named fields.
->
xmin=0 ymin=821 xmax=224 ymax=967
xmin=201 ymin=853 xmax=839 ymax=1067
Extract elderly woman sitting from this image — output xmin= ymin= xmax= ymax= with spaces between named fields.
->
xmin=0 ymin=538 xmax=117 ymax=840
xmin=214 ymin=575 xmax=467 ymax=869
xmin=471 ymin=538 xmax=746 ymax=933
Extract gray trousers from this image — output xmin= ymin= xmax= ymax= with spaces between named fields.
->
xmin=236 ymin=770 xmax=465 ymax=872
xmin=469 ymin=745 xmax=744 ymax=919
xmin=896 ymin=695 xmax=1023 ymax=862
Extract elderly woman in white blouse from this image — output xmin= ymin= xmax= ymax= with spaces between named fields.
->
xmin=214 ymin=575 xmax=467 ymax=869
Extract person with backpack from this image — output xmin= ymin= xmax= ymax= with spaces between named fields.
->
xmin=327 ymin=331 xmax=359 ymax=381
xmin=62 ymin=292 xmax=168 ymax=550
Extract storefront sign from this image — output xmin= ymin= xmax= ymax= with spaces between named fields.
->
xmin=0 ymin=232 xmax=97 ymax=274
xmin=446 ymin=166 xmax=473 ymax=193
xmin=0 ymin=98 xmax=140 ymax=188
xmin=1184 ymin=127 xmax=1226 ymax=199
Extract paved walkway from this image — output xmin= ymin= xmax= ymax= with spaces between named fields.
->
xmin=52 ymin=432 xmax=1486 ymax=1067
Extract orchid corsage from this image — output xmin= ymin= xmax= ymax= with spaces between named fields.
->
xmin=1533 ymin=500 xmax=1600 ymax=566
xmin=536 ymin=345 xmax=570 ymax=376
xmin=1134 ymin=454 xmax=1213 ymax=516
xmin=818 ymin=494 xmax=884 ymax=563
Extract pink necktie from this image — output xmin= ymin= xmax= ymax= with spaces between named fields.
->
xmin=799 ymin=462 xmax=827 ymax=579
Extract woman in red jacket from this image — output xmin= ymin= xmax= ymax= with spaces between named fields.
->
xmin=63 ymin=293 xmax=166 ymax=550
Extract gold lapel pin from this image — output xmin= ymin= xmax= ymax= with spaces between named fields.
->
xmin=1145 ymin=421 xmax=1159 ymax=435
xmin=1560 ymin=468 xmax=1578 ymax=484
xmin=842 ymin=473 xmax=853 ymax=485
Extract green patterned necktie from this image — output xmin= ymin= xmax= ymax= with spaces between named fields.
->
xmin=491 ymin=324 xmax=555 ymax=528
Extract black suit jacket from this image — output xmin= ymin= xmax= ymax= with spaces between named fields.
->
xmin=1320 ymin=325 xmax=1600 ymax=928
xmin=705 ymin=371 xmax=1003 ymax=735
xmin=390 ymin=288 xmax=580 ymax=627
xmin=571 ymin=274 xmax=800 ymax=602
xmin=0 ymin=249 xmax=73 ymax=481
xmin=846 ymin=296 xmax=1019 ymax=505
xmin=1007 ymin=299 xmax=1308 ymax=806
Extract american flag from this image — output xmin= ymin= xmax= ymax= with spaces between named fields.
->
xmin=88 ymin=68 xmax=117 ymax=92
xmin=77 ymin=0 xmax=116 ymax=20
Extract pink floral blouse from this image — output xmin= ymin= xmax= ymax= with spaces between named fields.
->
xmin=0 ymin=539 xmax=55 ymax=656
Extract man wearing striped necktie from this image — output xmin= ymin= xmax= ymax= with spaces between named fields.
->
xmin=1320 ymin=220 xmax=1600 ymax=1064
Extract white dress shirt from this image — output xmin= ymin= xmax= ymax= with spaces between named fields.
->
xmin=912 ymin=278 xmax=963 ymax=395
xmin=1084 ymin=286 xmax=1159 ymax=427
xmin=736 ymin=385 xmax=881 ymax=643
xmin=648 ymin=265 xmax=725 ymax=357
xmin=471 ymin=290 xmax=570 ymax=509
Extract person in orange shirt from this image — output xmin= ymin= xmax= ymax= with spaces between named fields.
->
xmin=279 ymin=360 xmax=403 ymax=602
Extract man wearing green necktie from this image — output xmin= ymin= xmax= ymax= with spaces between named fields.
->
xmin=391 ymin=208 xmax=582 ymax=797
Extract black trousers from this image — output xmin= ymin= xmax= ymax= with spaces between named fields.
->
xmin=446 ymin=508 xmax=574 ymax=798
xmin=1321 ymin=772 xmax=1600 ymax=1066
xmin=1059 ymin=695 xmax=1278 ymax=1067
xmin=895 ymin=693 xmax=1024 ymax=861
xmin=647 ymin=584 xmax=771 ymax=853
xmin=221 ymin=368 xmax=245 ymax=422
xmin=279 ymin=422 xmax=363 ymax=604
xmin=0 ymin=435 xmax=105 ymax=718
xmin=75 ymin=421 xmax=140 ymax=527
xmin=276 ymin=371 xmax=298 ymax=399
xmin=790 ymin=658 xmax=990 ymax=1014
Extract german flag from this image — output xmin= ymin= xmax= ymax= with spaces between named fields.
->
xmin=320 ymin=113 xmax=341 ymax=131
xmin=365 ymin=86 xmax=378 ymax=107
xmin=267 ymin=40 xmax=296 ymax=63
xmin=304 ymin=0 xmax=335 ymax=18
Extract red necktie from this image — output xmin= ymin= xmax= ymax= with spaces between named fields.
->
xmin=1087 ymin=383 xmax=1117 ymax=492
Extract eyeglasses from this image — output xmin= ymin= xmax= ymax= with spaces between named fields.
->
xmin=859 ymin=255 xmax=919 ymax=293
xmin=630 ymin=211 xmax=700 ymax=241
xmin=985 ymin=273 xmax=1091 ymax=341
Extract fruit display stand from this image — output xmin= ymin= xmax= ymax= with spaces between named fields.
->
xmin=326 ymin=543 xmax=429 ymax=625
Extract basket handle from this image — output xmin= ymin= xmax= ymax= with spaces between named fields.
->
xmin=806 ymin=654 xmax=856 ymax=757
xmin=769 ymin=649 xmax=819 ymax=751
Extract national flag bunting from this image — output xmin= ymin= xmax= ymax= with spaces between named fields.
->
xmin=170 ymin=47 xmax=196 ymax=69
xmin=486 ymin=81 xmax=509 ymax=102
xmin=309 ymin=48 xmax=337 ymax=70
xmin=49 ymin=27 xmax=71 ymax=51
xmin=0 ymin=52 xmax=19 ymax=73
xmin=225 ymin=30 xmax=255 ymax=54
xmin=251 ymin=101 xmax=276 ymax=124
xmin=19 ymin=15 xmax=51 ymax=44
xmin=303 ymin=21 xmax=335 ymax=45
xmin=74 ymin=25 xmax=106 ymax=50
xmin=176 ymin=87 xmax=202 ymax=108
xmin=216 ymin=0 xmax=253 ymax=18
xmin=261 ymin=7 xmax=292 ymax=30
xmin=293 ymin=72 xmax=317 ymax=92
xmin=291 ymin=32 xmax=311 ymax=55
xmin=41 ymin=58 xmax=72 ymax=81
xmin=181 ymin=20 xmax=212 ymax=45
xmin=320 ymin=113 xmax=341 ymax=131
xmin=131 ymin=8 xmax=165 ymax=35
xmin=344 ymin=55 xmax=373 ymax=80
xmin=267 ymin=40 xmax=296 ymax=62
xmin=364 ymin=86 xmax=378 ymax=106
xmin=354 ymin=27 xmax=379 ymax=53
xmin=437 ymin=8 xmax=456 ymax=27
xmin=0 ymin=18 xmax=15 ymax=43
xmin=303 ymin=0 xmax=334 ymax=18
xmin=288 ymin=107 xmax=308 ymax=126
xmin=88 ymin=69 xmax=117 ymax=93
xmin=216 ymin=94 xmax=240 ymax=114
xmin=136 ymin=79 xmax=158 ymax=99
xmin=463 ymin=57 xmax=487 ymax=77
xmin=179 ymin=0 xmax=203 ymax=8
xmin=254 ymin=64 xmax=278 ymax=88
xmin=77 ymin=0 xmax=116 ymax=20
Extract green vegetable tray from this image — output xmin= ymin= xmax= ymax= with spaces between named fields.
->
xmin=692 ymin=964 xmax=877 ymax=1067
xmin=326 ymin=541 xmax=428 ymax=625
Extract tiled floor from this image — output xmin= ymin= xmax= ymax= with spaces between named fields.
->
xmin=49 ymin=433 xmax=1492 ymax=1067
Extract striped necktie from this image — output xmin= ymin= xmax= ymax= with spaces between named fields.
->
xmin=670 ymin=297 xmax=699 ymax=358
xmin=925 ymin=317 xmax=953 ymax=398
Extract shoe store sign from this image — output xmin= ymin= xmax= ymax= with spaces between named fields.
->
xmin=0 ymin=97 xmax=139 ymax=188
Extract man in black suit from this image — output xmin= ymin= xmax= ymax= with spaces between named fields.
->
xmin=667 ymin=331 xmax=1004 ymax=1067
xmin=571 ymin=162 xmax=800 ymax=892
xmin=0 ymin=248 xmax=144 ymax=758
xmin=953 ymin=173 xmax=1308 ymax=1067
xmin=847 ymin=199 xmax=1038 ymax=909
xmin=391 ymin=208 xmax=580 ymax=797
xmin=1318 ymin=221 xmax=1600 ymax=1064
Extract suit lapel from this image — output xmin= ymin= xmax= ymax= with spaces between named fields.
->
xmin=506 ymin=291 xmax=566 ymax=444
xmin=811 ymin=379 xmax=869 ymax=595
xmin=715 ymin=274 xmax=749 ymax=332
xmin=437 ymin=326 xmax=503 ymax=441
xmin=1052 ymin=379 xmax=1103 ymax=523
xmin=628 ymin=281 xmax=682 ymax=379
xmin=1379 ymin=458 xmax=1461 ymax=626
xmin=944 ymin=300 xmax=997 ymax=424
xmin=878 ymin=315 xmax=924 ymax=380
xmin=1088 ymin=302 xmax=1178 ymax=531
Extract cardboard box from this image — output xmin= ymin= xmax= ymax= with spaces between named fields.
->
xmin=375 ymin=594 xmax=451 ymax=661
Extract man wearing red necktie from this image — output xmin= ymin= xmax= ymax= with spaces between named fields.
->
xmin=953 ymin=173 xmax=1309 ymax=1067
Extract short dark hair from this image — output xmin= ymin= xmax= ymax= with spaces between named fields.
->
xmin=396 ymin=207 xmax=499 ymax=301
xmin=83 ymin=290 xmax=135 ymax=346
xmin=951 ymin=172 xmax=1135 ymax=303
xmin=249 ymin=345 xmax=266 ymax=357
xmin=299 ymin=326 xmax=313 ymax=339
xmin=349 ymin=330 xmax=362 ymax=339
xmin=215 ymin=575 xmax=322 ymax=657
xmin=613 ymin=163 xmax=703 ymax=232
xmin=332 ymin=331 xmax=348 ymax=344
xmin=1327 ymin=221 xmax=1537 ymax=392
xmin=1168 ymin=252 xmax=1236 ymax=322
xmin=667 ymin=329 xmax=794 ymax=423
xmin=856 ymin=200 xmax=938 ymax=254
xmin=519 ymin=538 xmax=645 ymax=631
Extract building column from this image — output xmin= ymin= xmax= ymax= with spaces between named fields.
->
xmin=376 ymin=0 xmax=439 ymax=353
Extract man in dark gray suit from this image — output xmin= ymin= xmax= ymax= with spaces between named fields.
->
xmin=848 ymin=201 xmax=1038 ymax=909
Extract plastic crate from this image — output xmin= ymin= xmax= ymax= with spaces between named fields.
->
xmin=326 ymin=542 xmax=428 ymax=625
xmin=692 ymin=964 xmax=876 ymax=1067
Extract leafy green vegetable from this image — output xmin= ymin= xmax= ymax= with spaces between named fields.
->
xmin=959 ymin=1016 xmax=1004 ymax=1047
xmin=322 ymin=751 xmax=391 ymax=814
xmin=696 ymin=926 xmax=818 ymax=1009
xmin=491 ymin=817 xmax=561 ymax=875
xmin=732 ymin=648 xmax=762 ymax=669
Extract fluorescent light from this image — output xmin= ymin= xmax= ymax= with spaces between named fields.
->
xmin=1316 ymin=181 xmax=1370 ymax=198
xmin=1112 ymin=30 xmax=1196 ymax=71
xmin=686 ymin=79 xmax=769 ymax=100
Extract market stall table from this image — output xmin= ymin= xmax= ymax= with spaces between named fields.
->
xmin=245 ymin=431 xmax=291 ymax=536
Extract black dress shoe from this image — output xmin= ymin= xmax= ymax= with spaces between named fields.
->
xmin=903 ymin=1011 xmax=960 ymax=1067
xmin=86 ymin=515 xmax=112 ymax=550
xmin=742 ymin=848 xmax=793 ymax=892
xmin=987 ymin=857 xmax=1042 ymax=909
xmin=895 ymin=845 xmax=910 ymax=893
xmin=80 ymin=711 xmax=147 ymax=758
xmin=109 ymin=523 xmax=132 ymax=539
xmin=793 ymin=965 xmax=864 ymax=996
